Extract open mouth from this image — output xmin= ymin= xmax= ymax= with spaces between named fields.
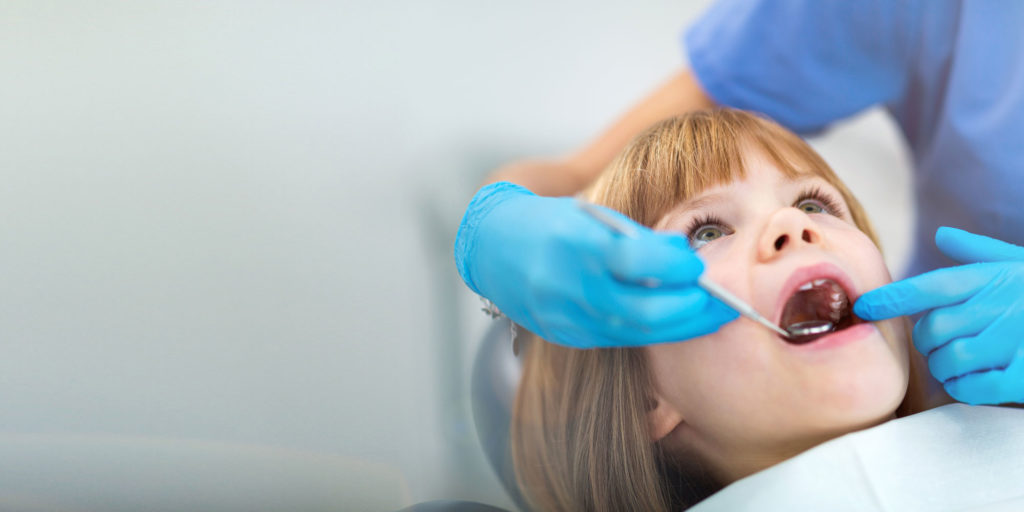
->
xmin=779 ymin=278 xmax=863 ymax=345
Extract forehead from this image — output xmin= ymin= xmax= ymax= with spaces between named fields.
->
xmin=686 ymin=144 xmax=820 ymax=201
xmin=698 ymin=138 xmax=815 ymax=183
xmin=690 ymin=166 xmax=824 ymax=207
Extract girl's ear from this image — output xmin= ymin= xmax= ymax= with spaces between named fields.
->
xmin=646 ymin=391 xmax=685 ymax=442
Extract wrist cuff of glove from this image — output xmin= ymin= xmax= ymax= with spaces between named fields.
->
xmin=453 ymin=181 xmax=535 ymax=294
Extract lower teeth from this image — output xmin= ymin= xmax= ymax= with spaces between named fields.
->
xmin=784 ymin=320 xmax=832 ymax=343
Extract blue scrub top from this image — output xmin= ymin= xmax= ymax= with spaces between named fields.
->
xmin=685 ymin=0 xmax=1024 ymax=277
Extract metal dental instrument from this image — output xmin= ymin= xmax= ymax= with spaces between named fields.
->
xmin=576 ymin=199 xmax=801 ymax=339
xmin=785 ymin=320 xmax=834 ymax=337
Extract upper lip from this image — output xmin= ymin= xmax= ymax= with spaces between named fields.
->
xmin=773 ymin=261 xmax=860 ymax=325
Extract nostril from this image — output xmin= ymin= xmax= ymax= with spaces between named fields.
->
xmin=802 ymin=230 xmax=813 ymax=243
xmin=774 ymin=235 xmax=788 ymax=251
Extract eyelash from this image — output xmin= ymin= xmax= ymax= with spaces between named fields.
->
xmin=684 ymin=213 xmax=727 ymax=241
xmin=683 ymin=187 xmax=845 ymax=243
xmin=799 ymin=186 xmax=844 ymax=217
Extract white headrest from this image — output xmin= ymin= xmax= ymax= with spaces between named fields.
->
xmin=692 ymin=404 xmax=1024 ymax=511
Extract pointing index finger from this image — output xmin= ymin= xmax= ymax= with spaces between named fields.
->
xmin=853 ymin=264 xmax=995 ymax=320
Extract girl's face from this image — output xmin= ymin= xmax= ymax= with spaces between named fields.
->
xmin=645 ymin=147 xmax=910 ymax=482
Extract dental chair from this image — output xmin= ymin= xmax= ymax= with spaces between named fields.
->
xmin=401 ymin=315 xmax=1024 ymax=512
xmin=399 ymin=318 xmax=528 ymax=512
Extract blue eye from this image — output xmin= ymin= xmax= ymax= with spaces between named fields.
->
xmin=794 ymin=187 xmax=844 ymax=216
xmin=692 ymin=226 xmax=725 ymax=247
xmin=796 ymin=199 xmax=825 ymax=214
xmin=685 ymin=215 xmax=730 ymax=249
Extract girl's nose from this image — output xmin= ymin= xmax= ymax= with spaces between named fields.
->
xmin=757 ymin=208 xmax=824 ymax=261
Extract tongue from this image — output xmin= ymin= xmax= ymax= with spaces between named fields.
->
xmin=780 ymin=281 xmax=848 ymax=333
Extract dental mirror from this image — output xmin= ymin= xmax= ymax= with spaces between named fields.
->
xmin=785 ymin=320 xmax=835 ymax=339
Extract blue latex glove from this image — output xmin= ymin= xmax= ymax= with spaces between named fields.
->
xmin=454 ymin=182 xmax=738 ymax=348
xmin=854 ymin=227 xmax=1024 ymax=405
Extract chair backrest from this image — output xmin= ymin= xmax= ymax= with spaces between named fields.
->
xmin=470 ymin=318 xmax=531 ymax=511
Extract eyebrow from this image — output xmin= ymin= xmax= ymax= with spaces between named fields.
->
xmin=681 ymin=175 xmax=824 ymax=213
xmin=680 ymin=191 xmax=732 ymax=212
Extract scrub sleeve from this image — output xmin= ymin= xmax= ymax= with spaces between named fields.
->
xmin=683 ymin=0 xmax=922 ymax=134
xmin=684 ymin=0 xmax=1024 ymax=279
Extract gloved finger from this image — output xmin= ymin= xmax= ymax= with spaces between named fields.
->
xmin=599 ymin=285 xmax=713 ymax=331
xmin=911 ymin=301 xmax=994 ymax=356
xmin=535 ymin=296 xmax=626 ymax=348
xmin=541 ymin=296 xmax=679 ymax=348
xmin=615 ymin=296 xmax=739 ymax=346
xmin=935 ymin=226 xmax=1024 ymax=264
xmin=605 ymin=231 xmax=704 ymax=288
xmin=852 ymin=264 xmax=995 ymax=321
xmin=585 ymin=270 xmax=709 ymax=317
xmin=943 ymin=363 xmax=1024 ymax=405
xmin=927 ymin=334 xmax=1015 ymax=383
xmin=556 ymin=294 xmax=739 ymax=347
xmin=574 ymin=285 xmax=735 ymax=347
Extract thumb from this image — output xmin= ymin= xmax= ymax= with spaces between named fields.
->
xmin=935 ymin=226 xmax=1024 ymax=264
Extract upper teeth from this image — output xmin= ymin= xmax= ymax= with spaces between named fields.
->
xmin=798 ymin=278 xmax=836 ymax=291
xmin=798 ymin=280 xmax=847 ymax=315
xmin=794 ymin=279 xmax=850 ymax=313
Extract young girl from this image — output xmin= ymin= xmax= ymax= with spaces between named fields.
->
xmin=510 ymin=109 xmax=933 ymax=511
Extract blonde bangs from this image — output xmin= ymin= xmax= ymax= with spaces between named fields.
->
xmin=582 ymin=112 xmax=749 ymax=228
xmin=582 ymin=109 xmax=880 ymax=249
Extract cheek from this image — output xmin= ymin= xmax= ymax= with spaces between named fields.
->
xmin=880 ymin=318 xmax=911 ymax=365
xmin=645 ymin=323 xmax=774 ymax=416
xmin=698 ymin=237 xmax=746 ymax=288
xmin=692 ymin=234 xmax=737 ymax=267
xmin=838 ymin=229 xmax=892 ymax=288
xmin=870 ymin=306 xmax=913 ymax=392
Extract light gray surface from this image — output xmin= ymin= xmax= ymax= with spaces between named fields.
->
xmin=0 ymin=433 xmax=407 ymax=512
xmin=0 ymin=1 xmax=911 ymax=510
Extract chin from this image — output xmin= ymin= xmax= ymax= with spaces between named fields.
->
xmin=813 ymin=324 xmax=910 ymax=430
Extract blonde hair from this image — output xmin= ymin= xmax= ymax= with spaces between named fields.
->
xmin=510 ymin=109 xmax=929 ymax=511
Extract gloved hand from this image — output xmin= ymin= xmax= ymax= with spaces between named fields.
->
xmin=853 ymin=227 xmax=1024 ymax=405
xmin=454 ymin=181 xmax=737 ymax=348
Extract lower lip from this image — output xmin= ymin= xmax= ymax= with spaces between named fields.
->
xmin=782 ymin=322 xmax=876 ymax=352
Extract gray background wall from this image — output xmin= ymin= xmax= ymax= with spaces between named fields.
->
xmin=0 ymin=1 xmax=911 ymax=511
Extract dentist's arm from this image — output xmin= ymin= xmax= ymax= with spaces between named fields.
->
xmin=854 ymin=228 xmax=1024 ymax=405
xmin=484 ymin=70 xmax=716 ymax=196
